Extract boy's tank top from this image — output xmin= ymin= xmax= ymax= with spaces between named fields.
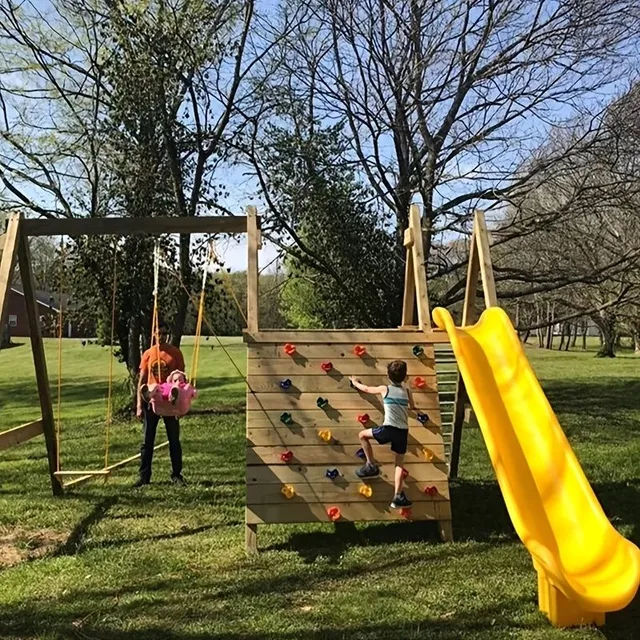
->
xmin=383 ymin=383 xmax=409 ymax=429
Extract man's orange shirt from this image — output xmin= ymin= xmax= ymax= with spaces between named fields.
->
xmin=140 ymin=344 xmax=185 ymax=384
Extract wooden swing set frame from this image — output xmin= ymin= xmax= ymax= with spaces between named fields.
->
xmin=0 ymin=210 xmax=256 ymax=495
xmin=1 ymin=205 xmax=496 ymax=497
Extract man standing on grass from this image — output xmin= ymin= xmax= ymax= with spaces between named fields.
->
xmin=135 ymin=320 xmax=187 ymax=487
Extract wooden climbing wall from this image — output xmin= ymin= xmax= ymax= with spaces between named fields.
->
xmin=244 ymin=329 xmax=453 ymax=551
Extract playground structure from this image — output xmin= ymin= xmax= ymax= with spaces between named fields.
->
xmin=1 ymin=206 xmax=639 ymax=628
xmin=244 ymin=204 xmax=453 ymax=551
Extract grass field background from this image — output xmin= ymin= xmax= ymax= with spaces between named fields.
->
xmin=0 ymin=337 xmax=638 ymax=639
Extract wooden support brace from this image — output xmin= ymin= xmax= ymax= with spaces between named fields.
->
xmin=0 ymin=420 xmax=44 ymax=452
xmin=246 ymin=522 xmax=258 ymax=555
xmin=0 ymin=214 xmax=20 ymax=330
xmin=247 ymin=206 xmax=259 ymax=334
xmin=54 ymin=470 xmax=111 ymax=477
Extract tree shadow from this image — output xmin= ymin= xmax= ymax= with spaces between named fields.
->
xmin=544 ymin=379 xmax=640 ymax=418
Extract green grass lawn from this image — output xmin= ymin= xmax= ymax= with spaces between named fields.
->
xmin=0 ymin=338 xmax=638 ymax=639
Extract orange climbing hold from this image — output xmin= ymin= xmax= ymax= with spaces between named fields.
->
xmin=327 ymin=506 xmax=341 ymax=521
xmin=423 ymin=448 xmax=435 ymax=462
xmin=353 ymin=345 xmax=367 ymax=356
xmin=283 ymin=343 xmax=296 ymax=355
xmin=281 ymin=484 xmax=296 ymax=499
xmin=318 ymin=429 xmax=333 ymax=443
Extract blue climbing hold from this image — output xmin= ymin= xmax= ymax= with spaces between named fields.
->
xmin=355 ymin=448 xmax=366 ymax=460
xmin=316 ymin=397 xmax=329 ymax=409
xmin=417 ymin=412 xmax=429 ymax=424
xmin=325 ymin=468 xmax=339 ymax=479
xmin=279 ymin=378 xmax=292 ymax=390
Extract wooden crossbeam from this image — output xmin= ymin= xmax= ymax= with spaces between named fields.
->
xmin=0 ymin=420 xmax=44 ymax=452
xmin=54 ymin=470 xmax=111 ymax=477
xmin=21 ymin=215 xmax=250 ymax=237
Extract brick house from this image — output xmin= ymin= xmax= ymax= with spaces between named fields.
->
xmin=3 ymin=287 xmax=93 ymax=342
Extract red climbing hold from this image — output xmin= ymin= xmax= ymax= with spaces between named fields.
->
xmin=280 ymin=450 xmax=293 ymax=463
xmin=401 ymin=467 xmax=409 ymax=479
xmin=357 ymin=413 xmax=370 ymax=425
xmin=400 ymin=507 xmax=412 ymax=519
xmin=321 ymin=361 xmax=333 ymax=372
xmin=413 ymin=376 xmax=426 ymax=389
xmin=327 ymin=506 xmax=341 ymax=521
xmin=353 ymin=345 xmax=367 ymax=356
xmin=283 ymin=343 xmax=296 ymax=356
xmin=424 ymin=485 xmax=438 ymax=497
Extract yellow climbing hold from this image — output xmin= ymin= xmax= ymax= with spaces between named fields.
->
xmin=423 ymin=448 xmax=435 ymax=461
xmin=318 ymin=429 xmax=333 ymax=442
xmin=281 ymin=484 xmax=296 ymax=499
xmin=359 ymin=484 xmax=373 ymax=498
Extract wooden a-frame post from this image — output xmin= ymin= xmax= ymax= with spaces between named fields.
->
xmin=449 ymin=210 xmax=497 ymax=478
xmin=401 ymin=203 xmax=431 ymax=330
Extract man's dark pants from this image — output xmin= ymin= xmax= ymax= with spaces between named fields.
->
xmin=139 ymin=402 xmax=182 ymax=481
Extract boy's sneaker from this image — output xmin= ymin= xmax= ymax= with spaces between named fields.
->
xmin=170 ymin=387 xmax=180 ymax=404
xmin=390 ymin=492 xmax=413 ymax=509
xmin=356 ymin=462 xmax=380 ymax=478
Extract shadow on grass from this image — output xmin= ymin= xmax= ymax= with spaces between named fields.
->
xmin=544 ymin=378 xmax=640 ymax=418
xmin=450 ymin=479 xmax=639 ymax=545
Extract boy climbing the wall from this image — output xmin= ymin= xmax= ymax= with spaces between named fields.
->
xmin=350 ymin=360 xmax=413 ymax=509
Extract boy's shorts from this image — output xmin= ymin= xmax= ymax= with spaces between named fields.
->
xmin=371 ymin=425 xmax=408 ymax=454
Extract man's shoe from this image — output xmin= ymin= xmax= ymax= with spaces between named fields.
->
xmin=133 ymin=477 xmax=150 ymax=488
xmin=390 ymin=492 xmax=413 ymax=509
xmin=356 ymin=463 xmax=380 ymax=478
xmin=171 ymin=474 xmax=187 ymax=486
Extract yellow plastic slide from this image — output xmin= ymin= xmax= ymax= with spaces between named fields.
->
xmin=433 ymin=306 xmax=640 ymax=627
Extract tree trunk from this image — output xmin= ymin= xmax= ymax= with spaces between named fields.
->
xmin=591 ymin=310 xmax=616 ymax=358
xmin=570 ymin=324 xmax=578 ymax=348
xmin=631 ymin=321 xmax=640 ymax=356
xmin=558 ymin=323 xmax=567 ymax=351
xmin=536 ymin=300 xmax=544 ymax=347
xmin=564 ymin=323 xmax=572 ymax=351
xmin=545 ymin=302 xmax=554 ymax=349
xmin=521 ymin=329 xmax=531 ymax=344
xmin=582 ymin=321 xmax=588 ymax=350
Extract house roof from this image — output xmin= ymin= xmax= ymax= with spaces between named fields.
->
xmin=11 ymin=286 xmax=62 ymax=312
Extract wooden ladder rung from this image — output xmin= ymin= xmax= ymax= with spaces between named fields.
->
xmin=54 ymin=470 xmax=111 ymax=477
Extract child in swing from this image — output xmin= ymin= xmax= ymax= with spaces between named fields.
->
xmin=141 ymin=369 xmax=195 ymax=407
xmin=350 ymin=360 xmax=414 ymax=509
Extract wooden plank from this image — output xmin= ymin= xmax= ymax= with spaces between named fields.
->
xmin=0 ymin=214 xmax=20 ymax=330
xmin=247 ymin=409 xmax=442 ymax=429
xmin=17 ymin=233 xmax=62 ymax=496
xmin=0 ymin=420 xmax=44 ymax=452
xmin=474 ymin=210 xmax=498 ymax=308
xmin=247 ymin=481 xmax=450 ymax=505
xmin=462 ymin=224 xmax=480 ymax=326
xmin=247 ymin=501 xmax=450 ymax=524
xmin=449 ymin=372 xmax=467 ymax=479
xmin=244 ymin=330 xmax=449 ymax=344
xmin=247 ymin=344 xmax=435 ymax=360
xmin=438 ymin=519 xmax=454 ymax=542
xmin=246 ymin=391 xmax=440 ymax=411
xmin=54 ymin=470 xmax=110 ymax=476
xmin=247 ymin=462 xmax=449 ymax=484
xmin=409 ymin=204 xmax=431 ymax=330
xmin=64 ymin=441 xmax=170 ymax=488
xmin=401 ymin=239 xmax=416 ymax=326
xmin=246 ymin=206 xmax=259 ymax=333
xmin=247 ymin=359 xmax=436 ymax=376
xmin=247 ymin=427 xmax=444 ymax=447
xmin=247 ymin=374 xmax=439 ymax=394
xmin=21 ymin=215 xmax=249 ymax=237
xmin=247 ymin=445 xmax=445 ymax=466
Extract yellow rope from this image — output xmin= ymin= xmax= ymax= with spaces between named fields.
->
xmin=104 ymin=243 xmax=118 ymax=470
xmin=152 ymin=241 xmax=162 ymax=382
xmin=211 ymin=245 xmax=248 ymax=326
xmin=55 ymin=238 xmax=65 ymax=473
xmin=190 ymin=240 xmax=215 ymax=386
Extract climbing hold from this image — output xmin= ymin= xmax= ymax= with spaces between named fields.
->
xmin=321 ymin=361 xmax=333 ymax=372
xmin=417 ymin=412 xmax=429 ymax=424
xmin=412 ymin=345 xmax=424 ymax=357
xmin=325 ymin=468 xmax=340 ymax=479
xmin=283 ymin=343 xmax=296 ymax=356
xmin=424 ymin=485 xmax=438 ymax=497
xmin=281 ymin=484 xmax=296 ymax=499
xmin=318 ymin=429 xmax=333 ymax=443
xmin=359 ymin=484 xmax=373 ymax=498
xmin=401 ymin=467 xmax=409 ymax=479
xmin=279 ymin=378 xmax=292 ymax=390
xmin=353 ymin=345 xmax=367 ymax=357
xmin=357 ymin=413 xmax=370 ymax=425
xmin=280 ymin=449 xmax=294 ymax=463
xmin=423 ymin=448 xmax=435 ymax=462
xmin=355 ymin=447 xmax=367 ymax=460
xmin=316 ymin=397 xmax=329 ymax=409
xmin=327 ymin=506 xmax=341 ymax=521
xmin=400 ymin=507 xmax=412 ymax=519
xmin=414 ymin=376 xmax=427 ymax=389
xmin=280 ymin=412 xmax=294 ymax=425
